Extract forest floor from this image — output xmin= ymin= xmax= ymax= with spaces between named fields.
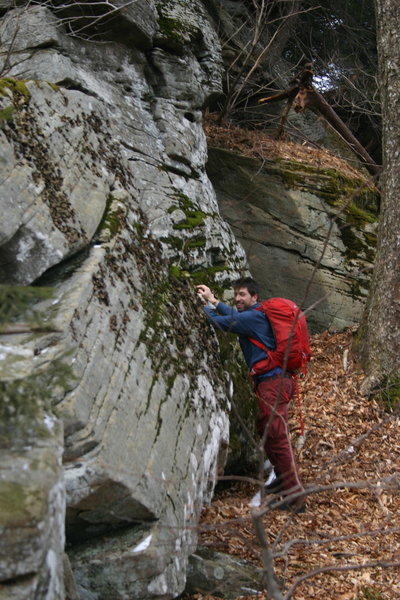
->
xmin=183 ymin=329 xmax=400 ymax=600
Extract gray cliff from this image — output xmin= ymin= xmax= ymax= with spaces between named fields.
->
xmin=0 ymin=1 xmax=377 ymax=599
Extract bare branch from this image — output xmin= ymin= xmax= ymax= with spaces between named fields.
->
xmin=251 ymin=507 xmax=285 ymax=600
xmin=285 ymin=559 xmax=400 ymax=600
xmin=0 ymin=323 xmax=61 ymax=334
xmin=275 ymin=526 xmax=400 ymax=559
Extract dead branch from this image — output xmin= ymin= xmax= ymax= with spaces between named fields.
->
xmin=219 ymin=2 xmax=315 ymax=123
xmin=275 ymin=526 xmax=400 ymax=558
xmin=0 ymin=323 xmax=61 ymax=334
xmin=258 ymin=64 xmax=381 ymax=177
xmin=284 ymin=559 xmax=400 ymax=600
xmin=328 ymin=415 xmax=394 ymax=465
xmin=251 ymin=508 xmax=285 ymax=600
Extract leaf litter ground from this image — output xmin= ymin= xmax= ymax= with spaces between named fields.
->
xmin=183 ymin=330 xmax=399 ymax=600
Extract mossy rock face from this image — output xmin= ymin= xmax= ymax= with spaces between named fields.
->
xmin=169 ymin=191 xmax=208 ymax=230
xmin=0 ymin=77 xmax=31 ymax=103
xmin=215 ymin=332 xmax=260 ymax=474
xmin=0 ymin=104 xmax=15 ymax=122
xmin=0 ymin=481 xmax=45 ymax=527
xmin=161 ymin=187 xmax=243 ymax=301
xmin=0 ymin=79 xmax=120 ymax=285
xmin=0 ymin=78 xmax=30 ymax=126
xmin=155 ymin=0 xmax=203 ymax=53
xmin=95 ymin=192 xmax=129 ymax=243
xmin=139 ymin=257 xmax=231 ymax=404
xmin=277 ymin=158 xmax=377 ymax=209
xmin=168 ymin=191 xmax=208 ymax=230
xmin=157 ymin=14 xmax=198 ymax=52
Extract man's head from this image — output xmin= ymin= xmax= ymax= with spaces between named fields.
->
xmin=233 ymin=277 xmax=259 ymax=311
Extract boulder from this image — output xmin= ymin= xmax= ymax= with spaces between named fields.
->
xmin=185 ymin=546 xmax=264 ymax=599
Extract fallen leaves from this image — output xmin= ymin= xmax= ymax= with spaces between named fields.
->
xmin=183 ymin=329 xmax=400 ymax=600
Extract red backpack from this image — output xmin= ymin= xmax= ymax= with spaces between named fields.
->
xmin=248 ymin=298 xmax=311 ymax=436
xmin=248 ymin=297 xmax=311 ymax=377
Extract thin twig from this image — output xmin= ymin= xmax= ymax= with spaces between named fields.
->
xmin=285 ymin=560 xmax=400 ymax=600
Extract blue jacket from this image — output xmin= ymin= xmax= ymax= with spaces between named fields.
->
xmin=204 ymin=301 xmax=281 ymax=382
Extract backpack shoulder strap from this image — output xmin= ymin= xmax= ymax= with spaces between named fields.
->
xmin=247 ymin=336 xmax=268 ymax=353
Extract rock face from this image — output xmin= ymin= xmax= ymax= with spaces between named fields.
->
xmin=0 ymin=3 xmax=246 ymax=599
xmin=0 ymin=2 xmax=377 ymax=600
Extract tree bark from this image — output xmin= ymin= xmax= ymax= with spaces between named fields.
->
xmin=354 ymin=0 xmax=400 ymax=392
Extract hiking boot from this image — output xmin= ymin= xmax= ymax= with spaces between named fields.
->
xmin=265 ymin=478 xmax=283 ymax=494
xmin=279 ymin=499 xmax=306 ymax=514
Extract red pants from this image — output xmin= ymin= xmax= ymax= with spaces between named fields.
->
xmin=255 ymin=375 xmax=303 ymax=496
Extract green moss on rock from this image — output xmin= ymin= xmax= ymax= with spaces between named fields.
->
xmin=95 ymin=195 xmax=126 ymax=241
xmin=46 ymin=82 xmax=60 ymax=92
xmin=173 ymin=211 xmax=206 ymax=230
xmin=278 ymin=158 xmax=378 ymax=212
xmin=0 ymin=481 xmax=44 ymax=526
xmin=277 ymin=158 xmax=379 ymax=262
xmin=160 ymin=235 xmax=185 ymax=251
xmin=187 ymin=236 xmax=207 ymax=248
xmin=0 ymin=78 xmax=30 ymax=103
xmin=168 ymin=191 xmax=207 ymax=230
xmin=156 ymin=2 xmax=199 ymax=52
xmin=0 ymin=105 xmax=14 ymax=122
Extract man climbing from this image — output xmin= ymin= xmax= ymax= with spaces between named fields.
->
xmin=196 ymin=277 xmax=305 ymax=513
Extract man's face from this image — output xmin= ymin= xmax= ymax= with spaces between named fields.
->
xmin=234 ymin=287 xmax=258 ymax=311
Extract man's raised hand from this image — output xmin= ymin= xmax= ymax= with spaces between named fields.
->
xmin=196 ymin=285 xmax=218 ymax=307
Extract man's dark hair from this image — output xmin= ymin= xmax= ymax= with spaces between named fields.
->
xmin=233 ymin=277 xmax=260 ymax=298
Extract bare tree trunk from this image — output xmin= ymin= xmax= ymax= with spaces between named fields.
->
xmin=354 ymin=0 xmax=400 ymax=393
